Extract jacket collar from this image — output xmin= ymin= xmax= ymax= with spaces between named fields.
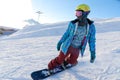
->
xmin=71 ymin=18 xmax=94 ymax=25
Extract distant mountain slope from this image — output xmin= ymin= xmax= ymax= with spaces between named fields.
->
xmin=2 ymin=17 xmax=120 ymax=40
xmin=0 ymin=26 xmax=18 ymax=36
xmin=94 ymin=17 xmax=120 ymax=33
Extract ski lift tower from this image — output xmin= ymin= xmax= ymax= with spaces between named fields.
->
xmin=36 ymin=11 xmax=43 ymax=22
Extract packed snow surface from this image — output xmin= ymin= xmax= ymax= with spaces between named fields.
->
xmin=0 ymin=18 xmax=120 ymax=80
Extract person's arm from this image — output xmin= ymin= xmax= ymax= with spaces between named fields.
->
xmin=88 ymin=24 xmax=96 ymax=63
xmin=57 ymin=22 xmax=72 ymax=51
xmin=59 ymin=22 xmax=72 ymax=43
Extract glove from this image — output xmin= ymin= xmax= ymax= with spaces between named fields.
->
xmin=57 ymin=41 xmax=62 ymax=51
xmin=90 ymin=51 xmax=96 ymax=63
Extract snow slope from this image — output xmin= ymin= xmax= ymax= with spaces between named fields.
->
xmin=0 ymin=18 xmax=120 ymax=80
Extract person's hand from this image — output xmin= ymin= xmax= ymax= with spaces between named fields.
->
xmin=90 ymin=51 xmax=96 ymax=63
xmin=57 ymin=42 xmax=62 ymax=51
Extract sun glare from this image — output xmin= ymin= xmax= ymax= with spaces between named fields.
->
xmin=0 ymin=0 xmax=33 ymax=29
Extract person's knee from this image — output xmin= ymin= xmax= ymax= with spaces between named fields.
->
xmin=69 ymin=53 xmax=79 ymax=64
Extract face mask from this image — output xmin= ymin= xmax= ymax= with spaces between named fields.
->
xmin=75 ymin=10 xmax=83 ymax=17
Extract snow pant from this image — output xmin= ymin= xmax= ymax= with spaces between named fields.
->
xmin=48 ymin=45 xmax=79 ymax=70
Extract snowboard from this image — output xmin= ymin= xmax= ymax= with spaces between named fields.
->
xmin=31 ymin=64 xmax=75 ymax=80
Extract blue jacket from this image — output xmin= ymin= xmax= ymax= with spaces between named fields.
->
xmin=58 ymin=19 xmax=96 ymax=56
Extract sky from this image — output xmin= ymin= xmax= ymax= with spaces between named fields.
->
xmin=0 ymin=0 xmax=120 ymax=29
xmin=0 ymin=0 xmax=33 ymax=29
xmin=32 ymin=0 xmax=120 ymax=24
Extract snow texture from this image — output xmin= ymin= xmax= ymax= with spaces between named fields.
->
xmin=0 ymin=18 xmax=120 ymax=80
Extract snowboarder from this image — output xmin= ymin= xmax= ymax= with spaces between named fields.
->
xmin=48 ymin=4 xmax=96 ymax=72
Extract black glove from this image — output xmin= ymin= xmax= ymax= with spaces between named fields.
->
xmin=90 ymin=51 xmax=96 ymax=63
xmin=57 ymin=41 xmax=62 ymax=51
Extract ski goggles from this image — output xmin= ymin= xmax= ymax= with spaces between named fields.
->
xmin=75 ymin=10 xmax=90 ymax=17
xmin=75 ymin=10 xmax=83 ymax=17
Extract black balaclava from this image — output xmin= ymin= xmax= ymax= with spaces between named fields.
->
xmin=77 ymin=11 xmax=90 ymax=26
